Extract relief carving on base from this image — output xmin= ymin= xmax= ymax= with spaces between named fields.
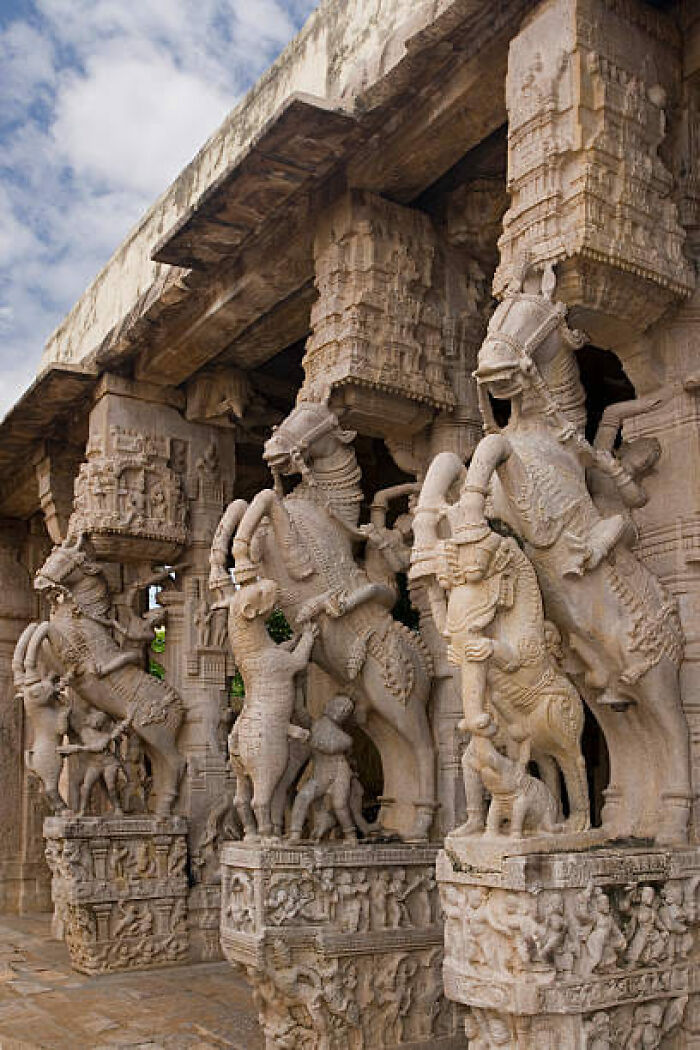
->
xmin=220 ymin=843 xmax=462 ymax=1050
xmin=438 ymin=845 xmax=699 ymax=1050
xmin=44 ymin=815 xmax=189 ymax=974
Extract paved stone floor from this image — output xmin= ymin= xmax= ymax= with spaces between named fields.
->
xmin=0 ymin=916 xmax=263 ymax=1050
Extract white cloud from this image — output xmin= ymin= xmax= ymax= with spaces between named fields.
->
xmin=0 ymin=0 xmax=315 ymax=419
xmin=53 ymin=48 xmax=234 ymax=196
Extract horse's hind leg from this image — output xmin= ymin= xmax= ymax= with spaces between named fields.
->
xmin=144 ymin=735 xmax=185 ymax=816
xmin=532 ymin=752 xmax=561 ymax=813
xmin=555 ymin=751 xmax=590 ymax=832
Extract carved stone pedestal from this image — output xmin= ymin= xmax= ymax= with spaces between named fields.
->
xmin=44 ymin=815 xmax=189 ymax=974
xmin=438 ymin=839 xmax=700 ymax=1049
xmin=220 ymin=841 xmax=466 ymax=1050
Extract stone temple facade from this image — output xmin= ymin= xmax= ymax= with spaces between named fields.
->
xmin=2 ymin=0 xmax=700 ymax=1047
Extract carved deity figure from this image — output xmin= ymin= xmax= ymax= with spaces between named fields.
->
xmin=411 ymin=486 xmax=588 ymax=835
xmin=12 ymin=536 xmax=184 ymax=814
xmin=412 ymin=262 xmax=690 ymax=844
xmin=215 ymin=576 xmax=316 ymax=838
xmin=289 ymin=694 xmax=358 ymax=843
xmin=209 ymin=400 xmax=436 ymax=840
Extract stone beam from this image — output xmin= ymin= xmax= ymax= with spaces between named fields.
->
xmin=75 ymin=1 xmax=529 ymax=393
xmin=0 ymin=365 xmax=96 ymax=517
xmin=152 ymin=96 xmax=357 ymax=271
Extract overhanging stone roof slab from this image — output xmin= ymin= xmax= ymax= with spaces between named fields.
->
xmin=152 ymin=95 xmax=357 ymax=270
xmin=0 ymin=364 xmax=96 ymax=487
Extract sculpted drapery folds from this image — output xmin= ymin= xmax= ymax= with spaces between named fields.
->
xmin=411 ymin=263 xmax=691 ymax=846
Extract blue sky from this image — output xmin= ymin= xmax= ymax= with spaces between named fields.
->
xmin=0 ymin=0 xmax=317 ymax=416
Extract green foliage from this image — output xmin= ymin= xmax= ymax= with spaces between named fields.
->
xmin=266 ymin=607 xmax=293 ymax=643
xmin=149 ymin=626 xmax=166 ymax=679
xmin=230 ymin=669 xmax=245 ymax=699
xmin=151 ymin=626 xmax=166 ymax=654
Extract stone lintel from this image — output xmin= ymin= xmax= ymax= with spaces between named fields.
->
xmin=152 ymin=95 xmax=357 ymax=271
xmin=0 ymin=365 xmax=96 ymax=516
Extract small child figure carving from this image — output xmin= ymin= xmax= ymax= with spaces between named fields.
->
xmin=289 ymin=695 xmax=358 ymax=843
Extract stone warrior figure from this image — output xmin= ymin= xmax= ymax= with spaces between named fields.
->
xmin=209 ymin=400 xmax=436 ymax=841
xmin=59 ymin=696 xmax=131 ymax=816
xmin=12 ymin=535 xmax=185 ymax=815
xmin=412 ymin=261 xmax=690 ymax=844
xmin=411 ymin=484 xmax=588 ymax=834
xmin=289 ymin=694 xmax=358 ymax=843
xmin=212 ymin=573 xmax=317 ymax=839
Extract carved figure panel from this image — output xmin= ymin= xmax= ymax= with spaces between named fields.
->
xmin=221 ymin=842 xmax=460 ymax=1050
xmin=71 ymin=426 xmax=188 ymax=561
xmin=44 ymin=815 xmax=189 ymax=974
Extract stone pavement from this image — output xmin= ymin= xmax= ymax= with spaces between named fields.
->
xmin=0 ymin=915 xmax=263 ymax=1050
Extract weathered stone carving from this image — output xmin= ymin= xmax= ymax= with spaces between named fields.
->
xmin=60 ymin=695 xmax=130 ymax=816
xmin=413 ymin=265 xmax=690 ymax=845
xmin=221 ymin=842 xmax=462 ymax=1049
xmin=496 ymin=0 xmax=694 ymax=342
xmin=13 ymin=536 xmax=185 ymax=814
xmin=213 ymin=574 xmax=316 ymax=839
xmin=439 ymin=841 xmax=699 ymax=1049
xmin=289 ymin=694 xmax=358 ymax=843
xmin=299 ymin=190 xmax=456 ymax=417
xmin=210 ymin=399 xmax=436 ymax=840
xmin=12 ymin=629 xmax=68 ymax=813
xmin=412 ymin=481 xmax=589 ymax=837
xmin=44 ymin=815 xmax=189 ymax=974
xmin=71 ymin=426 xmax=188 ymax=562
xmin=464 ymin=733 xmax=562 ymax=838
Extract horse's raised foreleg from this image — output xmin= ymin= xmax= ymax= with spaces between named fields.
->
xmin=209 ymin=498 xmax=249 ymax=589
xmin=231 ymin=490 xmax=278 ymax=582
xmin=233 ymin=489 xmax=313 ymax=584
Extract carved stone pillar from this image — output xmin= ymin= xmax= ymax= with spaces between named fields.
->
xmin=300 ymin=189 xmax=457 ymax=437
xmin=221 ymin=842 xmax=466 ymax=1050
xmin=57 ymin=373 xmax=237 ymax=960
xmin=0 ymin=519 xmax=49 ymax=914
xmin=439 ymin=838 xmax=700 ymax=1050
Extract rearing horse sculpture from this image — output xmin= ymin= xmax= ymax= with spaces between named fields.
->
xmin=411 ymin=264 xmax=691 ymax=845
xmin=13 ymin=536 xmax=185 ymax=815
xmin=210 ymin=400 xmax=436 ymax=840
